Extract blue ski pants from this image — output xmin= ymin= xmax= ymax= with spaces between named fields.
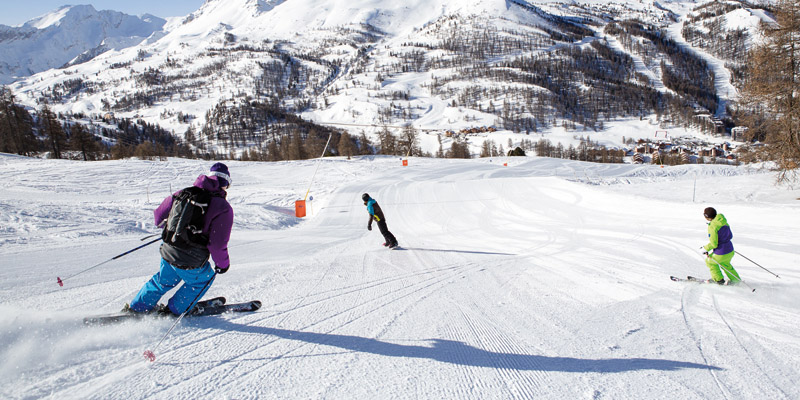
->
xmin=130 ymin=258 xmax=215 ymax=315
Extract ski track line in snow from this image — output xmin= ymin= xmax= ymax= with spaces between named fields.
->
xmin=137 ymin=261 xmax=485 ymax=398
xmin=39 ymin=354 xmax=152 ymax=400
xmin=274 ymin=260 xmax=479 ymax=340
xmin=450 ymin=303 xmax=551 ymax=399
xmin=317 ymin=248 xmax=483 ymax=397
xmin=258 ymin=262 xmax=471 ymax=318
xmin=710 ymin=295 xmax=795 ymax=398
xmin=679 ymin=287 xmax=732 ymax=399
xmin=269 ymin=242 xmax=346 ymax=329
xmin=174 ymin=262 xmax=484 ymax=398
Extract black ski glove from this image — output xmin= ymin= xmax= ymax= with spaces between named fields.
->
xmin=215 ymin=266 xmax=228 ymax=274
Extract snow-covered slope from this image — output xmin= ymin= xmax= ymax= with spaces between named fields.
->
xmin=0 ymin=5 xmax=165 ymax=85
xmin=0 ymin=153 xmax=798 ymax=398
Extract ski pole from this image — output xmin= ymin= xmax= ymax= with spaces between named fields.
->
xmin=143 ymin=272 xmax=216 ymax=362
xmin=57 ymin=238 xmax=161 ymax=287
xmin=735 ymin=251 xmax=780 ymax=278
xmin=706 ymin=254 xmax=755 ymax=293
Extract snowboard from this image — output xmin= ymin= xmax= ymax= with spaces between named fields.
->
xmin=83 ymin=297 xmax=260 ymax=325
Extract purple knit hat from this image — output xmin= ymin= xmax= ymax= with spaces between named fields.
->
xmin=209 ymin=162 xmax=231 ymax=188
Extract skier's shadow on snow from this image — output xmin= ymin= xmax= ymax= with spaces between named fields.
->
xmin=399 ymin=247 xmax=516 ymax=256
xmin=214 ymin=321 xmax=722 ymax=373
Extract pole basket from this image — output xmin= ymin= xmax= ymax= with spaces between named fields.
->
xmin=295 ymin=200 xmax=306 ymax=218
xmin=402 ymin=159 xmax=408 ymax=166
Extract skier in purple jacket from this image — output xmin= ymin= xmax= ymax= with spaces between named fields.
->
xmin=126 ymin=163 xmax=234 ymax=316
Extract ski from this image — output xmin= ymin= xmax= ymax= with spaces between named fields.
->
xmin=83 ymin=311 xmax=148 ymax=325
xmin=191 ymin=300 xmax=262 ymax=316
xmin=83 ymin=296 xmax=227 ymax=325
xmin=196 ymin=296 xmax=226 ymax=308
xmin=670 ymin=275 xmax=722 ymax=284
xmin=670 ymin=275 xmax=754 ymax=292
xmin=671 ymin=275 xmax=701 ymax=283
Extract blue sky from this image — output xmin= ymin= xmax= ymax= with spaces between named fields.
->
xmin=0 ymin=1 xmax=205 ymax=26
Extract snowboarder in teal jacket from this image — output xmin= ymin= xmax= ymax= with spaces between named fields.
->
xmin=702 ymin=207 xmax=741 ymax=284
xmin=363 ymin=193 xmax=398 ymax=248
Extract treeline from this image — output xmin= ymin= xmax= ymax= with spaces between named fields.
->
xmin=605 ymin=20 xmax=719 ymax=113
xmin=685 ymin=1 xmax=744 ymax=23
xmin=1 ymin=87 xmax=104 ymax=160
xmin=735 ymin=0 xmax=800 ymax=182
xmin=2 ymin=86 xmax=201 ymax=161
xmin=521 ymin=137 xmax=624 ymax=163
xmin=414 ymin=16 xmax=721 ymax=134
xmin=478 ymin=136 xmax=625 ymax=163
xmin=681 ymin=2 xmax=751 ymax=88
xmin=427 ymin=39 xmax=674 ymax=133
xmin=682 ymin=18 xmax=748 ymax=63
xmin=201 ymin=99 xmax=350 ymax=161
xmin=0 ymin=87 xmax=38 ymax=156
xmin=202 ymin=99 xmax=443 ymax=161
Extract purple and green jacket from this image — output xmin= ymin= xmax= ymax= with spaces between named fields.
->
xmin=703 ymin=214 xmax=733 ymax=256
xmin=154 ymin=175 xmax=233 ymax=270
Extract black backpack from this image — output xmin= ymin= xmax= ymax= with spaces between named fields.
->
xmin=161 ymin=186 xmax=216 ymax=249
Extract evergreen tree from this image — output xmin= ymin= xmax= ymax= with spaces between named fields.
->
xmin=401 ymin=126 xmax=419 ymax=157
xmin=134 ymin=142 xmax=157 ymax=160
xmin=287 ymin=130 xmax=307 ymax=160
xmin=378 ymin=127 xmax=398 ymax=155
xmin=69 ymin=123 xmax=102 ymax=161
xmin=480 ymin=139 xmax=493 ymax=157
xmin=358 ymin=131 xmax=373 ymax=155
xmin=110 ymin=143 xmax=133 ymax=159
xmin=303 ymin=130 xmax=328 ymax=158
xmin=184 ymin=126 xmax=197 ymax=146
xmin=447 ymin=137 xmax=471 ymax=159
xmin=39 ymin=105 xmax=67 ymax=159
xmin=267 ymin=139 xmax=281 ymax=161
xmin=338 ymin=131 xmax=357 ymax=158
xmin=508 ymin=146 xmax=526 ymax=156
xmin=0 ymin=87 xmax=37 ymax=155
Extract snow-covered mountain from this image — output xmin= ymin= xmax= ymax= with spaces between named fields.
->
xmin=0 ymin=5 xmax=166 ymax=84
xmin=3 ymin=0 xmax=776 ymax=157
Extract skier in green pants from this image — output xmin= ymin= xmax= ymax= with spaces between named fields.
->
xmin=702 ymin=207 xmax=741 ymax=285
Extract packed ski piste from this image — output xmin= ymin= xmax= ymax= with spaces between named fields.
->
xmin=1 ymin=155 xmax=798 ymax=399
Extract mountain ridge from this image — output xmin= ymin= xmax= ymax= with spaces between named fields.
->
xmin=0 ymin=5 xmax=165 ymax=85
xmin=3 ymin=0 xmax=774 ymax=158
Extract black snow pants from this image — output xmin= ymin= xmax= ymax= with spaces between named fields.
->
xmin=377 ymin=220 xmax=397 ymax=246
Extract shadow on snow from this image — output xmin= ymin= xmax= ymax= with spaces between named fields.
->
xmin=207 ymin=320 xmax=721 ymax=373
xmin=400 ymin=247 xmax=516 ymax=256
